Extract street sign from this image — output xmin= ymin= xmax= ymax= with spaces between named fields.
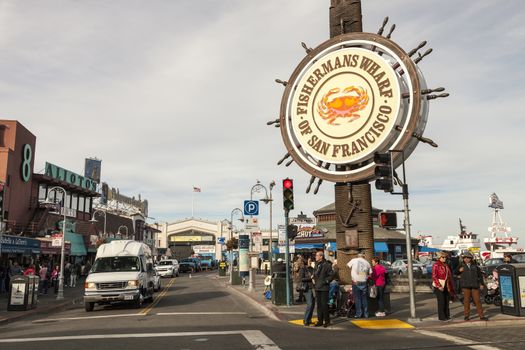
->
xmin=245 ymin=217 xmax=260 ymax=233
xmin=244 ymin=200 xmax=259 ymax=216
xmin=217 ymin=237 xmax=226 ymax=245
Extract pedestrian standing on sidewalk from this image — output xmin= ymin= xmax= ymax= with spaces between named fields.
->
xmin=313 ymin=251 xmax=333 ymax=327
xmin=458 ymin=252 xmax=488 ymax=321
xmin=347 ymin=252 xmax=372 ymax=319
xmin=300 ymin=257 xmax=315 ymax=326
xmin=432 ymin=251 xmax=455 ymax=321
xmin=0 ymin=263 xmax=7 ymax=294
xmin=293 ymin=255 xmax=305 ymax=303
xmin=23 ymin=264 xmax=36 ymax=276
xmin=39 ymin=264 xmax=49 ymax=294
xmin=51 ymin=265 xmax=60 ymax=294
xmin=371 ymin=257 xmax=387 ymax=317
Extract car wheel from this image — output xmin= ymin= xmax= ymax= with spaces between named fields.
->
xmin=176 ymin=271 xmax=179 ymax=277
xmin=134 ymin=292 xmax=144 ymax=309
xmin=85 ymin=302 xmax=95 ymax=312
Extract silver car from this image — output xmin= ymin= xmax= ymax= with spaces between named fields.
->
xmin=391 ymin=259 xmax=426 ymax=275
xmin=155 ymin=259 xmax=179 ymax=278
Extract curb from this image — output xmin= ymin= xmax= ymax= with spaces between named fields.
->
xmin=0 ymin=297 xmax=83 ymax=326
xmin=415 ymin=317 xmax=525 ymax=330
xmin=223 ymin=284 xmax=281 ymax=322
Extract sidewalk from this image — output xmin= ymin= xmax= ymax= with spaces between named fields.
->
xmin=0 ymin=283 xmax=84 ymax=325
xmin=218 ymin=273 xmax=525 ymax=329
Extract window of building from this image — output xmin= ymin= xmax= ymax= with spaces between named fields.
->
xmin=72 ymin=193 xmax=78 ymax=210
xmin=85 ymin=197 xmax=92 ymax=213
xmin=65 ymin=192 xmax=72 ymax=209
xmin=78 ymin=195 xmax=85 ymax=212
xmin=55 ymin=191 xmax=64 ymax=206
xmin=38 ymin=184 xmax=47 ymax=202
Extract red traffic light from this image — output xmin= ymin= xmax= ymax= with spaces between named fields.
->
xmin=283 ymin=178 xmax=293 ymax=189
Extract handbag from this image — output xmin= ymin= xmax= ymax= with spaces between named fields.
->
xmin=296 ymin=282 xmax=307 ymax=292
xmin=369 ymin=285 xmax=377 ymax=298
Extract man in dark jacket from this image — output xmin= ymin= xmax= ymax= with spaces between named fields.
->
xmin=313 ymin=251 xmax=333 ymax=327
xmin=458 ymin=252 xmax=488 ymax=321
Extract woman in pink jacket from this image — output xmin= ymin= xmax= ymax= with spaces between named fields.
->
xmin=371 ymin=257 xmax=387 ymax=317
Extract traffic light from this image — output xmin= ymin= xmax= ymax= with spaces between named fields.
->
xmin=374 ymin=152 xmax=393 ymax=192
xmin=282 ymin=178 xmax=294 ymax=211
xmin=378 ymin=211 xmax=397 ymax=229
xmin=287 ymin=224 xmax=298 ymax=240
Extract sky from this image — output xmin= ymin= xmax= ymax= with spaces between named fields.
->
xmin=0 ymin=1 xmax=523 ymax=244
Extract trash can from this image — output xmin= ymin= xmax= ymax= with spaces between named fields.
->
xmin=218 ymin=261 xmax=227 ymax=277
xmin=8 ymin=276 xmax=31 ymax=311
xmin=231 ymin=266 xmax=242 ymax=285
xmin=497 ymin=263 xmax=525 ymax=316
xmin=31 ymin=275 xmax=39 ymax=308
xmin=271 ymin=272 xmax=293 ymax=305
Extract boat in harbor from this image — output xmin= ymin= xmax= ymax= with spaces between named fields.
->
xmin=483 ymin=193 xmax=523 ymax=259
xmin=436 ymin=219 xmax=482 ymax=255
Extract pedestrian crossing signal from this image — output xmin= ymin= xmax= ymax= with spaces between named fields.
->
xmin=287 ymin=224 xmax=298 ymax=240
xmin=379 ymin=211 xmax=397 ymax=229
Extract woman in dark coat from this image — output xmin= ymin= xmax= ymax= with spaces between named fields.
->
xmin=300 ymin=257 xmax=315 ymax=326
xmin=458 ymin=252 xmax=488 ymax=321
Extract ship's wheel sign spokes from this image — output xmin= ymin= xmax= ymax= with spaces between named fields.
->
xmin=267 ymin=17 xmax=448 ymax=193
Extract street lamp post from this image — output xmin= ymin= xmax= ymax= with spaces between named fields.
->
xmin=260 ymin=181 xmax=275 ymax=275
xmin=249 ymin=181 xmax=273 ymax=292
xmin=90 ymin=209 xmax=107 ymax=237
xmin=44 ymin=186 xmax=68 ymax=300
xmin=229 ymin=208 xmax=244 ymax=284
xmin=117 ymin=225 xmax=129 ymax=239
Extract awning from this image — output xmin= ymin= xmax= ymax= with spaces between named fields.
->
xmin=295 ymin=243 xmax=324 ymax=250
xmin=64 ymin=232 xmax=87 ymax=256
xmin=374 ymin=242 xmax=389 ymax=253
xmin=419 ymin=246 xmax=442 ymax=253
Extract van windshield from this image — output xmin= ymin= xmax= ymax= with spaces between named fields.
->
xmin=91 ymin=257 xmax=141 ymax=273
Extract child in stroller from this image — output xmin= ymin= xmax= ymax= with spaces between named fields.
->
xmin=329 ymin=285 xmax=355 ymax=318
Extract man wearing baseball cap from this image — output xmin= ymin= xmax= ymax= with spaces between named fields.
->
xmin=458 ymin=252 xmax=488 ymax=321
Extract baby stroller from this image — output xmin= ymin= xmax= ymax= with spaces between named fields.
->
xmin=484 ymin=272 xmax=501 ymax=306
xmin=329 ymin=285 xmax=355 ymax=318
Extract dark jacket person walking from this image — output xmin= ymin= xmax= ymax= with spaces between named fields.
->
xmin=458 ymin=252 xmax=488 ymax=321
xmin=313 ymin=251 xmax=333 ymax=327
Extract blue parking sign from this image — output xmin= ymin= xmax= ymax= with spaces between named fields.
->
xmin=244 ymin=200 xmax=259 ymax=215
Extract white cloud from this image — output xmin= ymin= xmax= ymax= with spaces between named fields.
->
xmin=0 ymin=0 xmax=523 ymax=245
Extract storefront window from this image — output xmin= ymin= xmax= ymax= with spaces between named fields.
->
xmin=79 ymin=195 xmax=85 ymax=212
xmin=65 ymin=192 xmax=71 ymax=208
xmin=72 ymin=193 xmax=78 ymax=210
xmin=85 ymin=197 xmax=92 ymax=213
xmin=38 ymin=184 xmax=47 ymax=202
xmin=55 ymin=191 xmax=64 ymax=206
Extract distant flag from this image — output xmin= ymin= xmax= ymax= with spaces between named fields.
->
xmin=193 ymin=186 xmax=201 ymax=193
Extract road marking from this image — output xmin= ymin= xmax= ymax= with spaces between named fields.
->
xmin=0 ymin=330 xmax=281 ymax=349
xmin=288 ymin=317 xmax=318 ymax=326
xmin=33 ymin=314 xmax=142 ymax=323
xmin=416 ymin=330 xmax=501 ymax=350
xmin=140 ymin=277 xmax=175 ymax=315
xmin=352 ymin=319 xmax=414 ymax=329
xmin=156 ymin=312 xmax=246 ymax=316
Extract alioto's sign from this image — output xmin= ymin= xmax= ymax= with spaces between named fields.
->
xmin=280 ymin=32 xmax=429 ymax=183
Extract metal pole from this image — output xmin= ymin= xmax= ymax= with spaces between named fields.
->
xmin=57 ymin=187 xmax=66 ymax=300
xmin=403 ymin=184 xmax=418 ymax=321
xmin=285 ymin=209 xmax=291 ymax=306
xmin=269 ymin=187 xmax=273 ymax=275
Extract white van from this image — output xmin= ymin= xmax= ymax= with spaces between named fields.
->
xmin=84 ymin=240 xmax=155 ymax=312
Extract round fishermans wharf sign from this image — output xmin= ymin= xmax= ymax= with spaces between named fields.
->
xmin=279 ymin=32 xmax=429 ymax=183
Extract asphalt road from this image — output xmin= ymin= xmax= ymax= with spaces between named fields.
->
xmin=0 ymin=271 xmax=522 ymax=350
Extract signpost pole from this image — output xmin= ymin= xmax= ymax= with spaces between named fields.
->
xmin=285 ymin=209 xmax=291 ymax=306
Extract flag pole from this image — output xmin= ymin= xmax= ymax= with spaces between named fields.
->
xmin=192 ymin=187 xmax=194 ymax=218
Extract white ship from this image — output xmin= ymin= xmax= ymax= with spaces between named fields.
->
xmin=437 ymin=219 xmax=482 ymax=255
xmin=483 ymin=193 xmax=522 ymax=258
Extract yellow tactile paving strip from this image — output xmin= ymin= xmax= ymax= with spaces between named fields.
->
xmin=351 ymin=319 xmax=414 ymax=329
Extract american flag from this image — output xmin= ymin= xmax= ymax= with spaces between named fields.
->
xmin=193 ymin=186 xmax=201 ymax=193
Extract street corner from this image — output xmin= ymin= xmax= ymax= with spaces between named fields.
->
xmin=351 ymin=318 xmax=415 ymax=330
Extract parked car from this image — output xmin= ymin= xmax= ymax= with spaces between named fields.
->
xmin=179 ymin=258 xmax=199 ymax=273
xmin=425 ymin=260 xmax=436 ymax=275
xmin=200 ymin=259 xmax=213 ymax=270
xmin=480 ymin=258 xmax=504 ymax=276
xmin=391 ymin=259 xmax=426 ymax=275
xmin=155 ymin=259 xmax=179 ymax=278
